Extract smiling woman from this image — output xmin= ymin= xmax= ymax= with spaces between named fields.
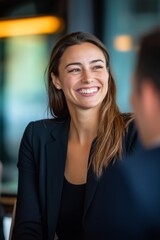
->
xmin=51 ymin=42 xmax=109 ymax=114
xmin=12 ymin=31 xmax=137 ymax=240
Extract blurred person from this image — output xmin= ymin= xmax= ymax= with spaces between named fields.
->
xmin=11 ymin=31 xmax=138 ymax=240
xmin=131 ymin=28 xmax=160 ymax=148
xmin=110 ymin=28 xmax=160 ymax=240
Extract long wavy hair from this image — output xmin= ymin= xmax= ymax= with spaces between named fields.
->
xmin=47 ymin=31 xmax=132 ymax=177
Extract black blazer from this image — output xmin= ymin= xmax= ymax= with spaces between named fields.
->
xmin=12 ymin=117 xmax=140 ymax=240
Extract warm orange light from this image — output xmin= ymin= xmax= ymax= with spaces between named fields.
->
xmin=114 ymin=35 xmax=133 ymax=52
xmin=0 ymin=16 xmax=64 ymax=38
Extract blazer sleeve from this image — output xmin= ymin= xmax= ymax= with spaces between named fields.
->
xmin=12 ymin=122 xmax=44 ymax=240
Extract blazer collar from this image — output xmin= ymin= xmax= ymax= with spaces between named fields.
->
xmin=50 ymin=117 xmax=70 ymax=140
xmin=83 ymin=139 xmax=99 ymax=222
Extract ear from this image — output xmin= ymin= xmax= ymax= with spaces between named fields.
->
xmin=51 ymin=72 xmax=62 ymax=90
xmin=141 ymin=81 xmax=157 ymax=116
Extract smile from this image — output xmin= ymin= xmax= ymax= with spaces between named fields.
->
xmin=78 ymin=87 xmax=99 ymax=94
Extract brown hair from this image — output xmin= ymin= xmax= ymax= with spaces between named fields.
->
xmin=47 ymin=31 xmax=132 ymax=177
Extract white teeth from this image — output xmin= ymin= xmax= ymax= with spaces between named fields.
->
xmin=79 ymin=87 xmax=98 ymax=94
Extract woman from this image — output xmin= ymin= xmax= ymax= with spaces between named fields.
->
xmin=12 ymin=32 xmax=137 ymax=240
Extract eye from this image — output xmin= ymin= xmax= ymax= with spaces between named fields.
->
xmin=93 ymin=65 xmax=103 ymax=70
xmin=68 ymin=68 xmax=81 ymax=74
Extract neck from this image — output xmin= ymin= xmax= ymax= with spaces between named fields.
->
xmin=69 ymin=108 xmax=99 ymax=145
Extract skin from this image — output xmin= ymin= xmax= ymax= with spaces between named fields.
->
xmin=131 ymin=75 xmax=160 ymax=148
xmin=51 ymin=43 xmax=109 ymax=184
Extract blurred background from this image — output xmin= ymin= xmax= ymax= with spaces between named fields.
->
xmin=0 ymin=0 xmax=160 ymax=237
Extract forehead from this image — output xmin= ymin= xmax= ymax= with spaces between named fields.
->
xmin=60 ymin=42 xmax=106 ymax=63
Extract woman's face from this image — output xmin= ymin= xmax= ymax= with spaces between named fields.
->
xmin=52 ymin=42 xmax=109 ymax=113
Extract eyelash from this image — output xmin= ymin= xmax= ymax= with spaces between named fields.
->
xmin=68 ymin=68 xmax=80 ymax=73
xmin=93 ymin=65 xmax=103 ymax=69
xmin=68 ymin=65 xmax=103 ymax=73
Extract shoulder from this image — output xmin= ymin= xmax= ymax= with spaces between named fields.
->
xmin=25 ymin=117 xmax=68 ymax=131
xmin=22 ymin=117 xmax=70 ymax=142
xmin=135 ymin=145 xmax=160 ymax=160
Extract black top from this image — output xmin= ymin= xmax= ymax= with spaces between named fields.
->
xmin=56 ymin=177 xmax=86 ymax=240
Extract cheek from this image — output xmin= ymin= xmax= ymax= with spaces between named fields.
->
xmin=60 ymin=79 xmax=76 ymax=97
xmin=58 ymin=75 xmax=71 ymax=89
xmin=102 ymin=73 xmax=109 ymax=88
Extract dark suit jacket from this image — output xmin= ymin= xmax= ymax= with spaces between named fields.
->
xmin=12 ymin=117 xmax=141 ymax=240
xmin=83 ymin=143 xmax=160 ymax=240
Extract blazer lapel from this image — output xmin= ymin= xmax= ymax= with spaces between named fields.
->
xmin=83 ymin=166 xmax=99 ymax=223
xmin=83 ymin=140 xmax=99 ymax=223
xmin=46 ymin=118 xmax=70 ymax=239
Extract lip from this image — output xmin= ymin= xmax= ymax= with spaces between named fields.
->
xmin=76 ymin=86 xmax=100 ymax=96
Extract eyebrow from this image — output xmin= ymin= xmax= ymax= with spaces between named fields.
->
xmin=65 ymin=59 xmax=104 ymax=69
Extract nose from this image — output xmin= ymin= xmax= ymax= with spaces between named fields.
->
xmin=81 ymin=69 xmax=93 ymax=83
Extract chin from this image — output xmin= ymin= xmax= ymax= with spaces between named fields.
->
xmin=80 ymin=104 xmax=100 ymax=111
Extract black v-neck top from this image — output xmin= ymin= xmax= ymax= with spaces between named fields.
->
xmin=56 ymin=177 xmax=86 ymax=240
